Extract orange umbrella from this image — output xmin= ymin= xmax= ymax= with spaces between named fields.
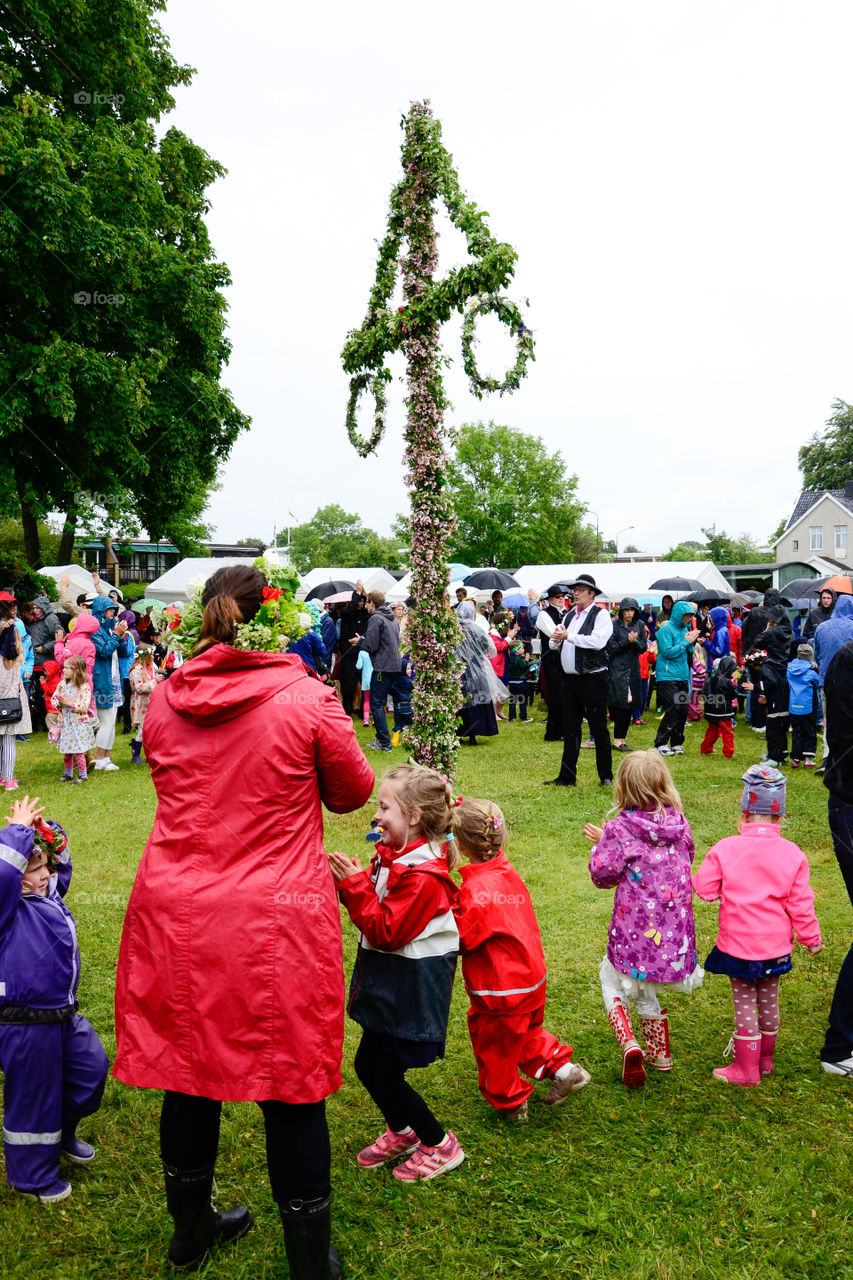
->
xmin=823 ymin=575 xmax=853 ymax=595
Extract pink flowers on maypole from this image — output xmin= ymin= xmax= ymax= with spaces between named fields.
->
xmin=341 ymin=101 xmax=534 ymax=779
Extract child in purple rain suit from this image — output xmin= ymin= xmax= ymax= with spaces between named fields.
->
xmin=584 ymin=751 xmax=703 ymax=1089
xmin=0 ymin=795 xmax=109 ymax=1203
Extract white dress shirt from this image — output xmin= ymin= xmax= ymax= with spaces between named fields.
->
xmin=549 ymin=605 xmax=613 ymax=675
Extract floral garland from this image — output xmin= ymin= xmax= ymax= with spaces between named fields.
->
xmin=341 ymin=102 xmax=534 ymax=777
xmin=32 ymin=818 xmax=67 ymax=867
xmin=171 ymin=557 xmax=306 ymax=656
xmin=461 ymin=294 xmax=535 ymax=399
xmin=346 ymin=370 xmax=390 ymax=459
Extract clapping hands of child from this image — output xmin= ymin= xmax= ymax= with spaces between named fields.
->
xmin=4 ymin=795 xmax=45 ymax=828
xmin=327 ymin=849 xmax=364 ymax=881
xmin=583 ymin=822 xmax=605 ymax=843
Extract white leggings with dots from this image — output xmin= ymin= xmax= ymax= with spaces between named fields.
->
xmin=729 ymin=976 xmax=781 ymax=1035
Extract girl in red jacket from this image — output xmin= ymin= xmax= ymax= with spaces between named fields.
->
xmin=451 ymin=798 xmax=590 ymax=1121
xmin=328 ymin=764 xmax=464 ymax=1183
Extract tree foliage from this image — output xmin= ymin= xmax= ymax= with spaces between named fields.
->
xmin=446 ymin=422 xmax=586 ymax=566
xmin=798 ymin=399 xmax=853 ymax=491
xmin=0 ymin=1 xmax=249 ymax=564
xmin=286 ymin=505 xmax=404 ymax=575
xmin=663 ymin=527 xmax=763 ymax=563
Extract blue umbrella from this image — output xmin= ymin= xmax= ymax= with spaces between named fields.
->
xmin=501 ymin=591 xmax=529 ymax=609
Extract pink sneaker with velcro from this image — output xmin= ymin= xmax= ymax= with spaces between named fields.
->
xmin=392 ymin=1131 xmax=465 ymax=1182
xmin=356 ymin=1126 xmax=418 ymax=1169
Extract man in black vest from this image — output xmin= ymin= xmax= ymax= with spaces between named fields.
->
xmin=544 ymin=574 xmax=614 ymax=787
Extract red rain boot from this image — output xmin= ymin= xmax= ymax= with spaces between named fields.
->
xmin=712 ymin=1034 xmax=760 ymax=1086
xmin=759 ymin=1030 xmax=778 ymax=1077
xmin=641 ymin=1009 xmax=672 ymax=1071
xmin=608 ymin=1000 xmax=646 ymax=1088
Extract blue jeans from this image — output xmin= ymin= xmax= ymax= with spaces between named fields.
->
xmin=822 ymin=797 xmax=853 ymax=1063
xmin=369 ymin=670 xmax=403 ymax=748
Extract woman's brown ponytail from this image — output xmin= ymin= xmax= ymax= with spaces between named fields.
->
xmin=195 ymin=565 xmax=265 ymax=655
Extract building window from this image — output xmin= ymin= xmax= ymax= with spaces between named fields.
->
xmin=810 ymin=526 xmax=823 ymax=550
xmin=792 ymin=540 xmax=798 ymax=551
xmin=835 ymin=524 xmax=847 ymax=550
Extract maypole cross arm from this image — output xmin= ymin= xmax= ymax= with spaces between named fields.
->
xmin=340 ymin=101 xmax=535 ymax=777
xmin=341 ymin=102 xmax=535 ymax=456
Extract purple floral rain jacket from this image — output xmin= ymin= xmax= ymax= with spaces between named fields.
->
xmin=589 ymin=808 xmax=697 ymax=983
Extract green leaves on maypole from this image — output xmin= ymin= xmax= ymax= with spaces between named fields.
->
xmin=342 ymin=101 xmax=535 ymax=777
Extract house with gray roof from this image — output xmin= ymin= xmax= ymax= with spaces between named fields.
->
xmin=773 ymin=481 xmax=853 ymax=569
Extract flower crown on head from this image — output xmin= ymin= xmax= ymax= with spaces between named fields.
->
xmin=172 ymin=558 xmax=307 ymax=655
xmin=32 ymin=819 xmax=67 ymax=869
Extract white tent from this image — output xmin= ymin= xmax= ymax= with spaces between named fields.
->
xmin=297 ymin=567 xmax=399 ymax=600
xmin=513 ymin=562 xmax=734 ymax=604
xmin=145 ymin=557 xmax=257 ymax=605
xmin=38 ymin=564 xmax=102 ymax=597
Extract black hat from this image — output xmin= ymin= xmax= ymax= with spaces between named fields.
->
xmin=565 ymin=573 xmax=603 ymax=596
xmin=545 ymin=583 xmax=571 ymax=598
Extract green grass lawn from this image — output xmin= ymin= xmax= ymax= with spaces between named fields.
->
xmin=3 ymin=710 xmax=852 ymax=1280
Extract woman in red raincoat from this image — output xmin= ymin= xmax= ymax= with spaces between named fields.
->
xmin=114 ymin=565 xmax=373 ymax=1279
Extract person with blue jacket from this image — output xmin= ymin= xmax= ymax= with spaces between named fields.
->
xmin=90 ymin=595 xmax=130 ymax=772
xmin=787 ymin=643 xmax=821 ymax=767
xmin=654 ymin=601 xmax=700 ymax=756
xmin=814 ymin=595 xmax=853 ymax=773
xmin=703 ymin=606 xmax=731 ymax=666
xmin=0 ymin=796 xmax=109 ymax=1203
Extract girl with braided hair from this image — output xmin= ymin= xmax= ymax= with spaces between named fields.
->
xmin=451 ymin=798 xmax=590 ymax=1121
xmin=328 ymin=764 xmax=464 ymax=1183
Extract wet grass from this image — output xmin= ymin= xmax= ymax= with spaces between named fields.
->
xmin=2 ymin=710 xmax=851 ymax=1280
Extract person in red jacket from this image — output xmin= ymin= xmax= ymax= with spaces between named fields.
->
xmin=451 ymin=798 xmax=590 ymax=1121
xmin=328 ymin=764 xmax=464 ymax=1184
xmin=113 ymin=564 xmax=374 ymax=1279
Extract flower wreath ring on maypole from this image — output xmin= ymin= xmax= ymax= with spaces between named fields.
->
xmin=346 ymin=370 xmax=389 ymax=458
xmin=461 ymin=294 xmax=535 ymax=399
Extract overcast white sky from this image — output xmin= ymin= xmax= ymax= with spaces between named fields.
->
xmin=157 ymin=0 xmax=853 ymax=556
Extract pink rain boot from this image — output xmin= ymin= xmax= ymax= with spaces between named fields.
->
xmin=759 ymin=1030 xmax=778 ymax=1077
xmin=641 ymin=1009 xmax=672 ymax=1071
xmin=608 ymin=1000 xmax=646 ymax=1088
xmin=712 ymin=1033 xmax=760 ymax=1086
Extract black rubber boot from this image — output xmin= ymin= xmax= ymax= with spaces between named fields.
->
xmin=280 ymin=1194 xmax=341 ymax=1280
xmin=163 ymin=1164 xmax=253 ymax=1270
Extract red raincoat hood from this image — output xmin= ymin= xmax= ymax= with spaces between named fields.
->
xmin=164 ymin=644 xmax=318 ymax=726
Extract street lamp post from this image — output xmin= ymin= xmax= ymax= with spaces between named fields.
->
xmin=587 ymin=510 xmax=600 ymax=562
xmin=615 ymin=525 xmax=634 ymax=555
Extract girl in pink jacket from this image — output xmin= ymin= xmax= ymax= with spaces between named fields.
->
xmin=693 ymin=764 xmax=822 ymax=1086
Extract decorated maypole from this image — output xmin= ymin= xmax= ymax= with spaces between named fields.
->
xmin=342 ymin=102 xmax=534 ymax=778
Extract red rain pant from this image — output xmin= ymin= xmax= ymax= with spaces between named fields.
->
xmin=701 ymin=720 xmax=735 ymax=757
xmin=467 ymin=1003 xmax=573 ymax=1111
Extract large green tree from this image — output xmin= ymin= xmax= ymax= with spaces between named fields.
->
xmin=286 ymin=505 xmax=404 ymax=574
xmin=446 ymin=422 xmax=586 ymax=566
xmin=0 ymin=0 xmax=248 ymax=565
xmin=798 ymin=399 xmax=853 ymax=491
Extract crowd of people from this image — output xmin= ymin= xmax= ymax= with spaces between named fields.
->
xmin=0 ymin=564 xmax=852 ymax=1280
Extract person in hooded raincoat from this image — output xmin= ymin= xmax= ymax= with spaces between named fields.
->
xmin=606 ymin=597 xmax=647 ymax=751
xmin=113 ymin=563 xmax=374 ymax=1277
xmin=803 ymin=587 xmax=837 ymax=642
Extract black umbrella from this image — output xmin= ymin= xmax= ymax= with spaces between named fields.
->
xmin=782 ymin=577 xmax=827 ymax=599
xmin=739 ymin=589 xmax=764 ymax=602
xmin=463 ymin=569 xmax=520 ymax=591
xmin=648 ymin=576 xmax=704 ymax=593
xmin=305 ymin=579 xmax=357 ymax=601
xmin=690 ymin=589 xmax=731 ymax=606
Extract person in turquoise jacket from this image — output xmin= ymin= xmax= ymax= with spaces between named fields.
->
xmin=654 ymin=601 xmax=700 ymax=755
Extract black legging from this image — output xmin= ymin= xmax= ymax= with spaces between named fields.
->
xmin=160 ymin=1091 xmax=331 ymax=1205
xmin=354 ymin=1029 xmax=444 ymax=1147
xmin=610 ymin=706 xmax=631 ymax=739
